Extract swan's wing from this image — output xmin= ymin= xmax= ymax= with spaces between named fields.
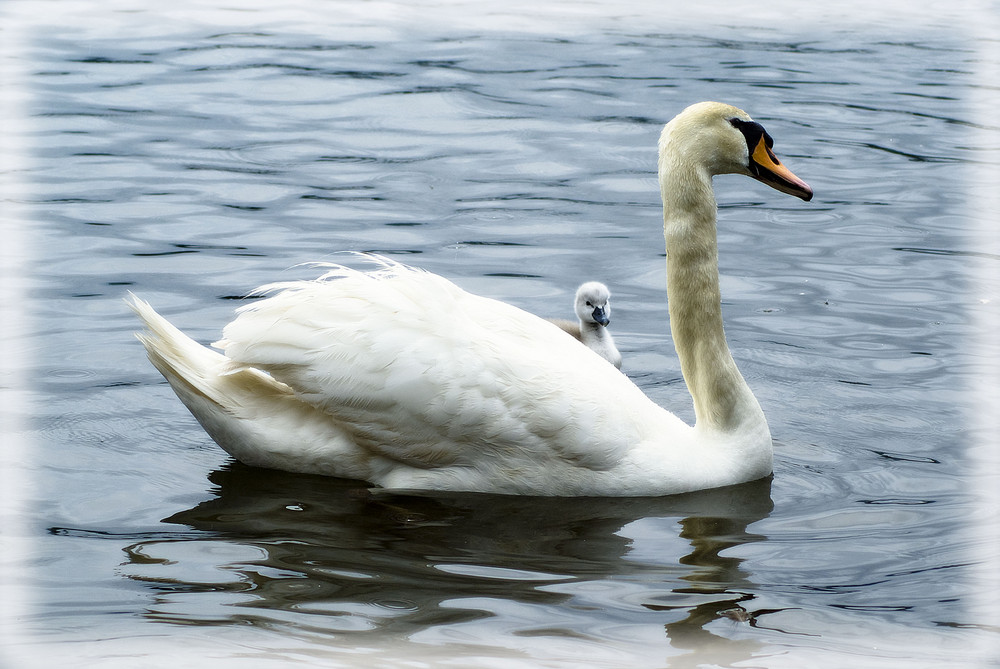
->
xmin=214 ymin=264 xmax=655 ymax=473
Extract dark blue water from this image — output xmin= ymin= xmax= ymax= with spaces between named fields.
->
xmin=2 ymin=1 xmax=998 ymax=667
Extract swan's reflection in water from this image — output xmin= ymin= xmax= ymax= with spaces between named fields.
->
xmin=122 ymin=464 xmax=776 ymax=663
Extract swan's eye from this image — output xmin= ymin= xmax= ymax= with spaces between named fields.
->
xmin=585 ymin=301 xmax=593 ymax=307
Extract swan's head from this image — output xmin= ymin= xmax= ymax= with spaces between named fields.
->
xmin=575 ymin=281 xmax=612 ymax=327
xmin=659 ymin=101 xmax=813 ymax=201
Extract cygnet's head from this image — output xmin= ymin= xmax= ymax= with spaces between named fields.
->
xmin=658 ymin=101 xmax=812 ymax=201
xmin=575 ymin=281 xmax=612 ymax=327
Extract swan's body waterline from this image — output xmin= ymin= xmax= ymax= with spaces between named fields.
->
xmin=547 ymin=281 xmax=622 ymax=369
xmin=131 ymin=101 xmax=812 ymax=496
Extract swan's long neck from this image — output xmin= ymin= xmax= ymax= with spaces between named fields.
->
xmin=659 ymin=147 xmax=765 ymax=434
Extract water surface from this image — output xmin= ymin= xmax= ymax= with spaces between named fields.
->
xmin=2 ymin=1 xmax=999 ymax=667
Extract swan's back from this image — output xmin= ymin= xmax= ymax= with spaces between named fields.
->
xmin=214 ymin=264 xmax=677 ymax=492
xmin=549 ymin=318 xmax=582 ymax=339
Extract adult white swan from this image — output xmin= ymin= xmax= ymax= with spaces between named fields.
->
xmin=130 ymin=101 xmax=812 ymax=496
xmin=548 ymin=281 xmax=623 ymax=369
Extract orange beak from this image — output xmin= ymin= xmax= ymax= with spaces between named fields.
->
xmin=749 ymin=136 xmax=813 ymax=201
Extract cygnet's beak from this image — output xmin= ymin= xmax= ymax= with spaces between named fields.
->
xmin=591 ymin=306 xmax=610 ymax=327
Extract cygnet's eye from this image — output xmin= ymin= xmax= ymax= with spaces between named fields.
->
xmin=585 ymin=301 xmax=593 ymax=307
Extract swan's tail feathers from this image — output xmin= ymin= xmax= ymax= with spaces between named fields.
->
xmin=126 ymin=294 xmax=292 ymax=412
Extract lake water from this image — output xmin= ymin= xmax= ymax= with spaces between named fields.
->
xmin=2 ymin=1 xmax=999 ymax=667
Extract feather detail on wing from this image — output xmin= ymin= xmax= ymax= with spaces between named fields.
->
xmin=212 ymin=261 xmax=655 ymax=473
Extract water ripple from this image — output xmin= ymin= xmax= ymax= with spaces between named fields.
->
xmin=9 ymin=5 xmax=996 ymax=668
